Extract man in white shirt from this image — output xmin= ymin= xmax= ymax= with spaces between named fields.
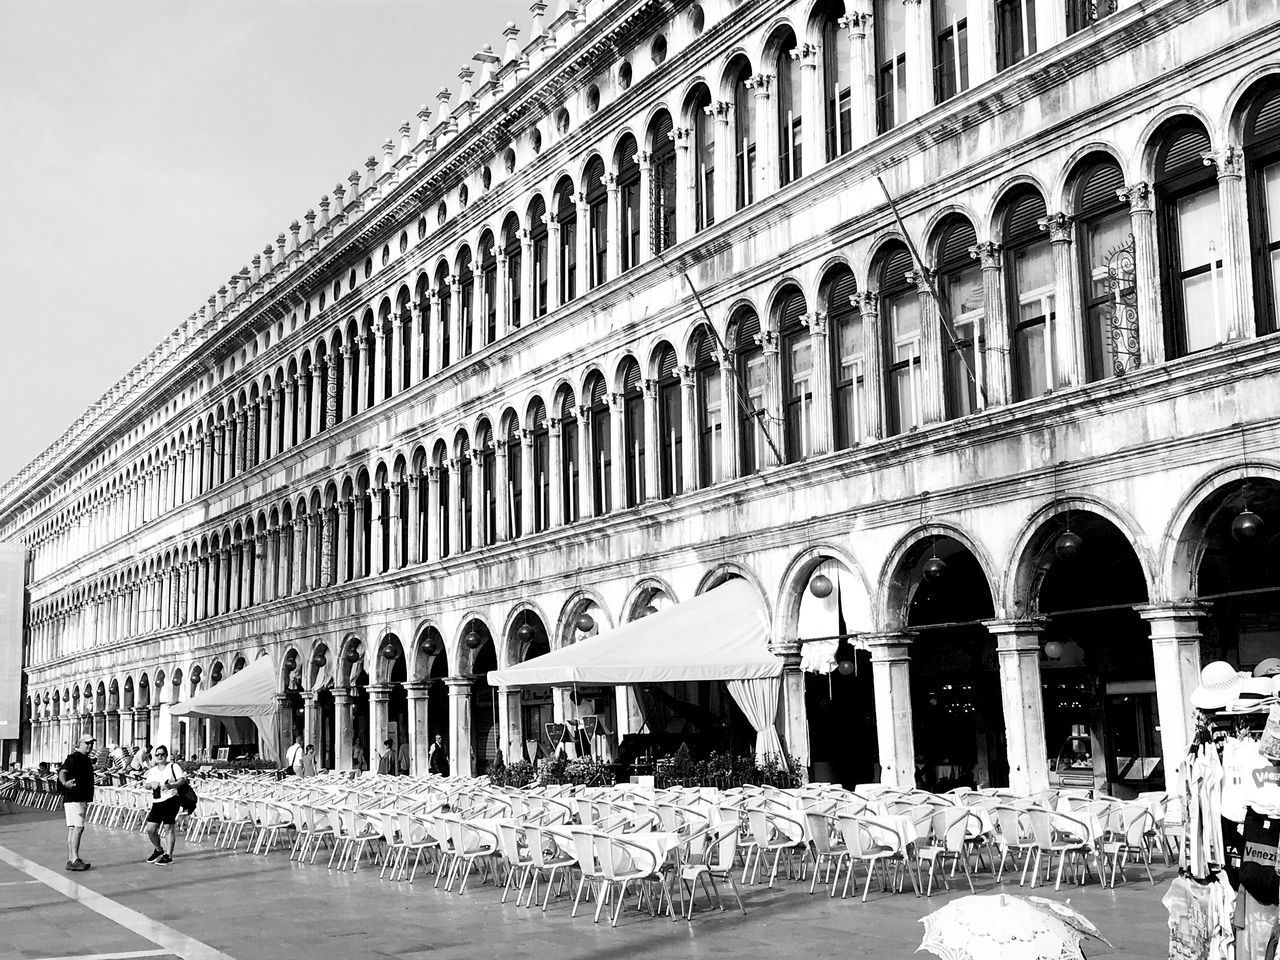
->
xmin=285 ymin=736 xmax=304 ymax=776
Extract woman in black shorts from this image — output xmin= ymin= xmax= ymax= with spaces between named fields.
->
xmin=143 ymin=746 xmax=187 ymax=865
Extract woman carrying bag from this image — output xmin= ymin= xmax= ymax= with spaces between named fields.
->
xmin=143 ymin=746 xmax=187 ymax=865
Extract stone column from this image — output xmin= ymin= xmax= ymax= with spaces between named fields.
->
xmin=1207 ymin=147 xmax=1255 ymax=342
xmin=576 ymin=199 xmax=591 ymax=291
xmin=410 ymin=303 xmax=425 ymax=383
xmin=231 ymin=542 xmax=243 ymax=611
xmin=774 ymin=646 xmax=809 ymax=770
xmin=336 ymin=501 xmax=351 ymax=582
xmin=371 ymin=486 xmax=386 ymax=574
xmin=300 ymin=691 xmax=318 ymax=753
xmin=93 ymin=711 xmax=107 ymax=747
xmin=274 ymin=694 xmax=294 ymax=760
xmin=353 ymin=496 xmax=367 ymax=577
xmin=106 ymin=710 xmax=120 ymax=747
xmin=858 ymin=291 xmax=885 ymax=440
xmin=520 ymin=231 xmax=535 ymax=324
xmin=253 ymin=399 xmax=265 ymax=464
xmin=389 ymin=316 xmax=403 ymax=396
xmin=1038 ymin=213 xmax=1085 ymax=389
xmin=642 ymin=380 xmax=661 ymax=500
xmin=794 ymin=43 xmax=822 ymax=172
xmin=1140 ymin=604 xmax=1207 ymax=797
xmin=283 ymin=381 xmax=297 ymax=450
xmin=904 ymin=0 xmax=931 ymax=121
xmin=497 ymin=686 xmax=524 ymax=768
xmin=322 ymin=360 xmax=336 ymax=432
xmin=969 ymin=242 xmax=1010 ymax=407
xmin=448 ymin=460 xmax=465 ymax=553
xmin=1119 ymin=182 xmax=1163 ymax=367
xmin=405 ymin=681 xmax=430 ymax=774
xmin=605 ymin=173 xmax=623 ymax=278
xmin=361 ymin=333 xmax=374 ymax=409
xmin=746 ymin=73 xmax=775 ymax=199
xmin=984 ymin=620 xmax=1049 ymax=794
xmin=291 ymin=519 xmax=305 ymax=594
xmin=271 ymin=387 xmax=283 ymax=454
xmin=520 ymin=430 xmax=536 ymax=533
xmin=341 ymin=345 xmax=355 ymax=420
xmin=803 ymin=311 xmax=833 ymax=455
xmin=235 ymin=412 xmax=248 ymax=473
xmin=426 ymin=468 xmax=442 ymax=562
xmin=219 ymin=549 xmax=232 ymax=614
xmin=266 ymin=529 xmax=280 ymax=601
xmin=609 ymin=393 xmax=627 ymax=509
xmin=449 ymin=276 xmax=464 ymax=359
xmin=1034 ymin=0 xmax=1066 ymax=49
xmin=866 ymin=633 xmax=915 ymax=789
xmin=407 ymin=477 xmax=421 ymax=564
xmin=757 ymin=331 xmax=783 ymax=466
xmin=906 ymin=268 xmax=945 ymax=425
xmin=429 ymin=291 xmax=445 ymax=372
xmin=495 ymin=256 xmax=509 ymax=339
xmin=446 ymin=677 xmax=474 ymax=778
xmin=305 ymin=514 xmax=320 ymax=588
xmin=576 ymin=406 xmax=594 ymax=518
xmin=548 ymin=420 xmax=564 ymax=527
xmin=495 ymin=441 xmax=511 ymax=541
xmin=373 ymin=321 xmax=387 ymax=404
xmin=716 ymin=348 xmax=740 ymax=479
xmin=332 ymin=688 xmax=353 ymax=771
xmin=368 ymin=685 xmax=392 ymax=772
xmin=470 ymin=452 xmax=485 ymax=549
xmin=710 ymin=103 xmax=733 ymax=224
xmin=841 ymin=12 xmax=875 ymax=146
xmin=546 ymin=217 xmax=563 ymax=309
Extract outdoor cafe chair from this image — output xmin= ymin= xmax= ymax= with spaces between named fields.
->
xmin=592 ymin=833 xmax=668 ymax=926
xmin=497 ymin=822 xmax=535 ymax=904
xmin=992 ymin=805 xmax=1036 ymax=883
xmin=836 ymin=815 xmax=902 ymax=902
xmin=1026 ymin=808 xmax=1098 ymax=891
xmin=672 ymin=818 xmax=746 ymax=920
xmin=444 ymin=819 xmax=500 ymax=894
xmin=916 ymin=807 xmax=973 ymax=897
xmin=525 ymin=823 xmax=578 ymax=911
xmin=569 ymin=828 xmax=608 ymax=918
xmin=744 ymin=807 xmax=808 ymax=887
xmin=1101 ymin=803 xmax=1157 ymax=887
xmin=805 ymin=812 xmax=851 ymax=897
xmin=399 ymin=813 xmax=441 ymax=883
xmin=375 ymin=809 xmax=404 ymax=879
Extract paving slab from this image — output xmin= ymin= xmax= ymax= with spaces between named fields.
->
xmin=0 ymin=809 xmax=1172 ymax=960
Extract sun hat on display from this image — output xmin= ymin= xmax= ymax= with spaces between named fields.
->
xmin=1260 ymin=704 xmax=1280 ymax=760
xmin=1224 ymin=676 xmax=1278 ymax=714
xmin=1190 ymin=661 xmax=1245 ymax=711
xmin=1255 ymin=658 xmax=1280 ymax=678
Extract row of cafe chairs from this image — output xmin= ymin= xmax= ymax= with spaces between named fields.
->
xmin=73 ymin=770 xmax=1175 ymax=922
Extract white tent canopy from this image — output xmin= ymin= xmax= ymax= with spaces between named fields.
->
xmin=168 ymin=655 xmax=280 ymax=761
xmin=488 ymin=579 xmax=781 ymax=687
xmin=488 ymin=580 xmax=785 ymax=758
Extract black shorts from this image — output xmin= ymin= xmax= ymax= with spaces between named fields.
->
xmin=146 ymin=796 xmax=181 ymax=825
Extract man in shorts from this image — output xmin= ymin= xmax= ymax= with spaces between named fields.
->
xmin=58 ymin=735 xmax=96 ymax=871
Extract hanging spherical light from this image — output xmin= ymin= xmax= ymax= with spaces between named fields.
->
xmin=380 ymin=641 xmax=398 ymax=660
xmin=345 ymin=647 xmax=362 ymax=663
xmin=1043 ymin=640 xmax=1064 ymax=661
xmin=311 ymin=652 xmax=326 ymax=667
xmin=922 ymin=556 xmax=947 ymax=583
xmin=464 ymin=631 xmax=484 ymax=650
xmin=834 ymin=640 xmax=857 ymax=676
xmin=421 ymin=634 xmax=442 ymax=656
xmin=1233 ymin=509 xmax=1265 ymax=543
xmin=809 ymin=574 xmax=834 ymax=599
xmin=1054 ymin=530 xmax=1083 ymax=559
xmin=575 ymin=611 xmax=596 ymax=632
xmin=516 ymin=623 xmax=534 ymax=642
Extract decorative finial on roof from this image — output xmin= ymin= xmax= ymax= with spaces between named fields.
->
xmin=304 ymin=209 xmax=316 ymax=241
xmin=318 ymin=195 xmax=330 ymax=229
xmin=397 ymin=121 xmax=412 ymax=159
xmin=289 ymin=220 xmax=302 ymax=253
xmin=503 ymin=22 xmax=522 ymax=63
xmin=416 ymin=104 xmax=432 ymax=145
xmin=530 ymin=1 xmax=547 ymax=39
xmin=363 ymin=155 xmax=378 ymax=191
xmin=251 ymin=255 xmax=261 ymax=283
xmin=381 ymin=138 xmax=395 ymax=175
xmin=263 ymin=243 xmax=275 ymax=272
xmin=347 ymin=169 xmax=363 ymax=212
xmin=276 ymin=233 xmax=288 ymax=265
xmin=332 ymin=182 xmax=346 ymax=217
xmin=436 ymin=87 xmax=452 ymax=124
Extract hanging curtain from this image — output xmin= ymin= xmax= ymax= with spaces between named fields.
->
xmin=726 ymin=676 xmax=784 ymax=759
xmin=799 ymin=560 xmax=872 ymax=673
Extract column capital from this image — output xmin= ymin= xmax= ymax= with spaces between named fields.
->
xmin=968 ymin=241 xmax=1002 ymax=270
xmin=1037 ymin=213 xmax=1073 ymax=244
xmin=367 ymin=683 xmax=393 ymax=701
xmin=801 ymin=310 xmax=828 ymax=336
xmin=331 ymin=688 xmax=351 ymax=703
xmin=299 ymin=690 xmax=317 ymax=703
xmin=1117 ymin=181 xmax=1153 ymax=213
xmin=745 ymin=72 xmax=773 ymax=97
xmin=444 ymin=676 xmax=475 ymax=692
xmin=754 ymin=329 xmax=778 ymax=354
xmin=1137 ymin=602 xmax=1211 ymax=631
xmin=642 ymin=378 xmax=658 ymax=399
xmin=1202 ymin=145 xmax=1244 ymax=179
xmin=838 ymin=11 xmax=872 ymax=37
xmin=403 ymin=680 xmax=429 ymax=697
xmin=863 ymin=632 xmax=912 ymax=660
xmin=982 ymin=618 xmax=1048 ymax=651
xmin=859 ymin=290 xmax=880 ymax=314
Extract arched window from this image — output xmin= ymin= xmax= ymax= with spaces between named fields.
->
xmin=651 ymin=113 xmax=678 ymax=252
xmin=778 ymin=290 xmax=812 ymax=462
xmin=874 ymin=0 xmax=907 ymax=132
xmin=1001 ymin=189 xmax=1054 ymax=399
xmin=503 ymin=216 xmax=522 ymax=331
xmin=456 ymin=434 xmax=473 ymax=553
xmin=617 ymin=138 xmax=642 ymax=271
xmin=1154 ymin=119 xmax=1222 ymax=357
xmin=477 ymin=422 xmax=496 ymax=546
xmin=435 ymin=263 xmax=452 ymax=367
xmin=824 ymin=267 xmax=864 ymax=449
xmin=480 ymin=234 xmax=497 ymax=346
xmin=935 ymin=217 xmax=982 ymax=418
xmin=688 ymin=86 xmax=716 ymax=230
xmin=879 ymin=243 xmax=922 ymax=434
xmin=585 ymin=373 xmax=612 ymax=515
xmin=529 ymin=196 xmax=549 ymax=318
xmin=555 ymin=179 xmax=577 ymax=304
xmin=1243 ymin=82 xmax=1280 ymax=334
xmin=415 ymin=276 xmax=430 ymax=380
xmin=396 ymin=294 xmax=411 ymax=390
xmin=529 ymin=401 xmax=550 ymax=532
xmin=501 ymin=418 xmax=519 ymax=540
xmin=559 ymin=391 xmax=580 ymax=522
xmin=619 ymin=358 xmax=645 ymax=507
xmin=1072 ymin=156 xmax=1133 ymax=380
xmin=655 ymin=345 xmax=682 ymax=497
xmin=584 ymin=157 xmax=608 ymax=289
xmin=732 ymin=309 xmax=765 ymax=475
xmin=732 ymin=63 xmax=756 ymax=209
xmin=820 ymin=1 xmax=852 ymax=160
xmin=457 ymin=246 xmax=475 ymax=358
xmin=775 ymin=31 xmax=802 ymax=185
xmin=933 ymin=0 xmax=969 ymax=103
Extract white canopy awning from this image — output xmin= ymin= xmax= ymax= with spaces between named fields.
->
xmin=169 ymin=656 xmax=279 ymax=761
xmin=488 ymin=579 xmax=781 ymax=688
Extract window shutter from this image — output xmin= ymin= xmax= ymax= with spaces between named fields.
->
xmin=1002 ymin=192 xmax=1047 ymax=247
xmin=457 ymin=434 xmax=471 ymax=457
xmin=827 ymin=270 xmax=859 ymax=319
xmin=560 ymin=390 xmax=577 ymax=419
xmin=694 ymin=327 xmax=717 ymax=366
xmin=622 ymin=359 xmax=642 ymax=393
xmin=880 ymin=245 xmax=914 ymax=290
xmin=530 ymin=400 xmax=547 ymax=429
xmin=657 ymin=346 xmax=678 ymax=380
xmin=1248 ymin=88 xmax=1280 ymax=146
xmin=1077 ymin=160 xmax=1125 ymax=215
xmin=734 ymin=311 xmax=761 ymax=350
xmin=779 ymin=292 xmax=807 ymax=332
xmin=588 ymin=374 xmax=607 ymax=407
xmin=1157 ymin=124 xmax=1212 ymax=182
xmin=936 ymin=220 xmax=978 ymax=274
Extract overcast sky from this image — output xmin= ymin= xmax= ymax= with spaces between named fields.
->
xmin=0 ymin=0 xmax=531 ymax=485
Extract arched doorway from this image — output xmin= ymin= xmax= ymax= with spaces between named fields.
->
xmin=307 ymin=643 xmax=336 ymax=769
xmin=411 ymin=627 xmax=449 ymax=775
xmin=796 ymin=557 xmax=876 ymax=787
xmin=373 ymin=633 xmax=409 ymax=772
xmin=1018 ymin=508 xmax=1153 ymax=796
xmin=506 ymin=608 xmax=551 ymax=765
xmin=557 ymin=594 xmax=615 ymax=760
xmin=339 ymin=637 xmax=370 ymax=771
xmin=280 ymin=649 xmax=304 ymax=755
xmin=888 ymin=534 xmax=999 ymax=790
xmin=462 ymin=619 xmax=497 ymax=776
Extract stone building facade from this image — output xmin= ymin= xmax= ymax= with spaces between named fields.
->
xmin=9 ymin=0 xmax=1280 ymax=794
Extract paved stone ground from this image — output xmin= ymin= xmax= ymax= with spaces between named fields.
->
xmin=0 ymin=808 xmax=1174 ymax=960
